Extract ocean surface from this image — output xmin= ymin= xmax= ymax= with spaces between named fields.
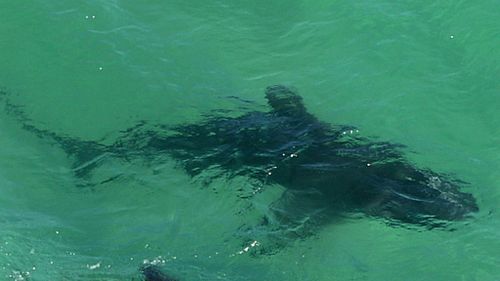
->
xmin=0 ymin=1 xmax=499 ymax=280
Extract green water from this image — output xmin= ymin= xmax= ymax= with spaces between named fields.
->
xmin=0 ymin=0 xmax=499 ymax=280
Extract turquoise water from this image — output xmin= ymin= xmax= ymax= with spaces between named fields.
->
xmin=1 ymin=0 xmax=499 ymax=280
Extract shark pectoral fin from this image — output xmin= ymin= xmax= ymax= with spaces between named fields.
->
xmin=266 ymin=189 xmax=334 ymax=236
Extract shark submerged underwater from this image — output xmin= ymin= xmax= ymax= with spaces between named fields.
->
xmin=1 ymin=85 xmax=478 ymax=280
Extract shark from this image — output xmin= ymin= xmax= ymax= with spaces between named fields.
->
xmin=0 ymin=85 xmax=478 ymax=262
xmin=0 ymin=86 xmax=478 ymax=226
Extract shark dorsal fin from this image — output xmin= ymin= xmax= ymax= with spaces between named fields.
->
xmin=265 ymin=85 xmax=308 ymax=117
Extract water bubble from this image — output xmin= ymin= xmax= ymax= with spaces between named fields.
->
xmin=87 ymin=262 xmax=101 ymax=270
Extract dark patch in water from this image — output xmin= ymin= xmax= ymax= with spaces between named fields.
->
xmin=0 ymin=85 xmax=478 ymax=239
xmin=140 ymin=265 xmax=178 ymax=281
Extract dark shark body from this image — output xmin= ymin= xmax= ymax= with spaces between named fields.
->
xmin=1 ymin=86 xmax=478 ymax=229
xmin=140 ymin=265 xmax=178 ymax=281
xmin=144 ymin=85 xmax=477 ymax=227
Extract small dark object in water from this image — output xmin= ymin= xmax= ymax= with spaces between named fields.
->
xmin=141 ymin=265 xmax=178 ymax=281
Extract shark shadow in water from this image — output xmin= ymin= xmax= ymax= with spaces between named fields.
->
xmin=0 ymin=86 xmax=478 ymax=234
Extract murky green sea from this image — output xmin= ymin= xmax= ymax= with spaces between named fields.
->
xmin=1 ymin=1 xmax=499 ymax=280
